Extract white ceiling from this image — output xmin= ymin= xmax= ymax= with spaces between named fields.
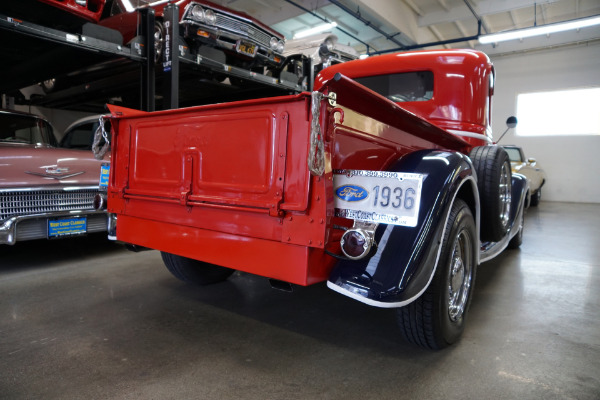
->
xmin=214 ymin=0 xmax=600 ymax=56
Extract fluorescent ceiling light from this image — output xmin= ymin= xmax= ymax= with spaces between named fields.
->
xmin=479 ymin=15 xmax=600 ymax=44
xmin=121 ymin=0 xmax=135 ymax=12
xmin=293 ymin=22 xmax=338 ymax=39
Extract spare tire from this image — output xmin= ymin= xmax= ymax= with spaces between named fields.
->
xmin=469 ymin=146 xmax=512 ymax=242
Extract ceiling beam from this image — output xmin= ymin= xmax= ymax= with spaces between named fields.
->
xmin=418 ymin=0 xmax=561 ymax=27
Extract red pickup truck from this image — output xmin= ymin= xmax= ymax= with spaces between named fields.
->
xmin=99 ymin=49 xmax=528 ymax=350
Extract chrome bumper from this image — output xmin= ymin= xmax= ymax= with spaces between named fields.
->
xmin=0 ymin=210 xmax=108 ymax=245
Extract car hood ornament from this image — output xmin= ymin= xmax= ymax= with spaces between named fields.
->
xmin=25 ymin=166 xmax=85 ymax=180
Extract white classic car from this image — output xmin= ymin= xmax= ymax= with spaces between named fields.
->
xmin=503 ymin=145 xmax=546 ymax=206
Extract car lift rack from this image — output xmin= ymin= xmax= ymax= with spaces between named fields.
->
xmin=0 ymin=4 xmax=310 ymax=112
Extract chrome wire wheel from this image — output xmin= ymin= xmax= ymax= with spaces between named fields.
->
xmin=499 ymin=161 xmax=512 ymax=231
xmin=447 ymin=229 xmax=474 ymax=322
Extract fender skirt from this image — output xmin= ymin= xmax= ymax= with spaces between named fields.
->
xmin=327 ymin=149 xmax=478 ymax=308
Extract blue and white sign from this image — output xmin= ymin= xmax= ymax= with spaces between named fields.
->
xmin=99 ymin=164 xmax=110 ymax=189
xmin=48 ymin=217 xmax=87 ymax=238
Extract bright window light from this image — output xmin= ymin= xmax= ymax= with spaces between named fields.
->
xmin=516 ymin=87 xmax=600 ymax=136
xmin=479 ymin=15 xmax=600 ymax=44
xmin=293 ymin=22 xmax=337 ymax=39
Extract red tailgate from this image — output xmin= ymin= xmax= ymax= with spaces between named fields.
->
xmin=125 ymin=109 xmax=286 ymax=213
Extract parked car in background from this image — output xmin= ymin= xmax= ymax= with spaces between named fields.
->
xmin=0 ymin=109 xmax=109 ymax=245
xmin=60 ymin=114 xmax=110 ymax=151
xmin=503 ymin=145 xmax=546 ymax=206
xmin=100 ymin=0 xmax=286 ymax=71
xmin=285 ymin=34 xmax=359 ymax=67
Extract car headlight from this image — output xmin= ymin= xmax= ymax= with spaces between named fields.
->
xmin=190 ymin=5 xmax=205 ymax=21
xmin=270 ymin=37 xmax=279 ymax=51
xmin=324 ymin=39 xmax=334 ymax=52
xmin=276 ymin=40 xmax=285 ymax=53
xmin=204 ymin=9 xmax=216 ymax=25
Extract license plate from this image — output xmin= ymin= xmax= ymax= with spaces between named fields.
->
xmin=333 ymin=170 xmax=424 ymax=227
xmin=48 ymin=217 xmax=87 ymax=238
xmin=99 ymin=163 xmax=110 ymax=189
xmin=236 ymin=40 xmax=257 ymax=57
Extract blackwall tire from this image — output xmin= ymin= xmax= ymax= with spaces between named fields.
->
xmin=161 ymin=252 xmax=234 ymax=285
xmin=530 ymin=188 xmax=541 ymax=207
xmin=396 ymin=198 xmax=477 ymax=350
xmin=470 ymin=146 xmax=512 ymax=242
xmin=508 ymin=208 xmax=524 ymax=249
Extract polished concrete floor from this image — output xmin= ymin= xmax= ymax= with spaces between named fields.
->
xmin=1 ymin=202 xmax=599 ymax=399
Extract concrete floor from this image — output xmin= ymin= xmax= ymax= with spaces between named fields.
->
xmin=1 ymin=202 xmax=599 ymax=399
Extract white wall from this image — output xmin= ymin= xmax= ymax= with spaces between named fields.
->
xmin=489 ymin=41 xmax=600 ymax=204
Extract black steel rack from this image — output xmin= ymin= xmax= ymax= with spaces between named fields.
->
xmin=0 ymin=4 xmax=311 ymax=113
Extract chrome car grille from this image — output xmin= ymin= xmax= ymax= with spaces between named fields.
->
xmin=215 ymin=14 xmax=273 ymax=49
xmin=0 ymin=188 xmax=100 ymax=221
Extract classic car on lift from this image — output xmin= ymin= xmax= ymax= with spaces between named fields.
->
xmin=99 ymin=0 xmax=286 ymax=71
xmin=503 ymin=144 xmax=546 ymax=206
xmin=0 ymin=109 xmax=109 ymax=245
xmin=285 ymin=34 xmax=359 ymax=67
xmin=0 ymin=0 xmax=106 ymax=28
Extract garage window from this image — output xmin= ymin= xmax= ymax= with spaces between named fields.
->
xmin=516 ymin=87 xmax=600 ymax=136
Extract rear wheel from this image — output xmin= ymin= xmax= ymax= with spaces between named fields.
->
xmin=470 ymin=146 xmax=512 ymax=242
xmin=397 ymin=198 xmax=477 ymax=350
xmin=161 ymin=252 xmax=234 ymax=285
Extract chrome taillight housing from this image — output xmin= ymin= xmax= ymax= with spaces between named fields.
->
xmin=340 ymin=221 xmax=377 ymax=260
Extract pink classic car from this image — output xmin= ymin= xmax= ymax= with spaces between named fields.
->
xmin=0 ymin=109 xmax=109 ymax=245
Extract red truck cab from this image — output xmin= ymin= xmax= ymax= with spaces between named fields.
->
xmin=316 ymin=49 xmax=495 ymax=147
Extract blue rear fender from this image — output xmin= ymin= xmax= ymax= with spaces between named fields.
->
xmin=327 ymin=149 xmax=479 ymax=308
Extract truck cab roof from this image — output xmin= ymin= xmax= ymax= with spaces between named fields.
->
xmin=315 ymin=49 xmax=495 ymax=142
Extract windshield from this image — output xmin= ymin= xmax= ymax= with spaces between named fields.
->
xmin=0 ymin=112 xmax=57 ymax=146
xmin=355 ymin=71 xmax=434 ymax=102
xmin=504 ymin=147 xmax=524 ymax=162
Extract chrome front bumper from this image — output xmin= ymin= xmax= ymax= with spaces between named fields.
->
xmin=0 ymin=210 xmax=108 ymax=245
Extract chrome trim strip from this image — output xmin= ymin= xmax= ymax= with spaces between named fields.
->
xmin=448 ymin=129 xmax=493 ymax=143
xmin=0 ymin=185 xmax=100 ymax=193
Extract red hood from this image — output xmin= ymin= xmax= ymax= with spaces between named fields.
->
xmin=0 ymin=143 xmax=108 ymax=189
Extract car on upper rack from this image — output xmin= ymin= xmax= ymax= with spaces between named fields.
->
xmin=0 ymin=109 xmax=109 ymax=245
xmin=285 ymin=34 xmax=359 ymax=69
xmin=99 ymin=0 xmax=286 ymax=73
xmin=0 ymin=0 xmax=107 ymax=29
xmin=502 ymin=145 xmax=546 ymax=206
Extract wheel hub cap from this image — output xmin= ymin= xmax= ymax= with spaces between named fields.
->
xmin=448 ymin=230 xmax=472 ymax=322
